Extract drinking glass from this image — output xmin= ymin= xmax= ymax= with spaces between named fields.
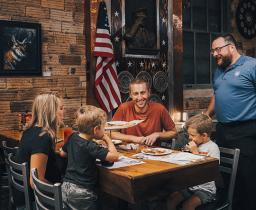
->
xmin=64 ymin=126 xmax=73 ymax=144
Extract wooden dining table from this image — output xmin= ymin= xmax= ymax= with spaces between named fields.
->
xmin=2 ymin=130 xmax=219 ymax=210
xmin=97 ymin=147 xmax=219 ymax=206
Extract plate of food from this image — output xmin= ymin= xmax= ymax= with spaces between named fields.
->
xmin=141 ymin=147 xmax=172 ymax=156
xmin=105 ymin=120 xmax=144 ymax=130
xmin=107 ymin=121 xmax=128 ymax=126
xmin=112 ymin=139 xmax=122 ymax=145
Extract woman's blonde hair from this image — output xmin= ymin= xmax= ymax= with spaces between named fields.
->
xmin=76 ymin=105 xmax=107 ymax=135
xmin=29 ymin=93 xmax=61 ymax=140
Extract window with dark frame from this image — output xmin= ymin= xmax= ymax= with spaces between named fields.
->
xmin=182 ymin=0 xmax=231 ymax=86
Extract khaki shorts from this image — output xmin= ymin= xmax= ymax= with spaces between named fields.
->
xmin=181 ymin=189 xmax=216 ymax=204
xmin=61 ymin=181 xmax=97 ymax=210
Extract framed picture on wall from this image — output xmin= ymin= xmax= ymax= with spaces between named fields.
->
xmin=122 ymin=0 xmax=160 ymax=58
xmin=0 ymin=20 xmax=41 ymax=76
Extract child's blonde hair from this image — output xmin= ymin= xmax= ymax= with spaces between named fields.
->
xmin=185 ymin=114 xmax=213 ymax=136
xmin=76 ymin=105 xmax=107 ymax=135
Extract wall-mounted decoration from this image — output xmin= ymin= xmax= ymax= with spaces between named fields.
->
xmin=118 ymin=71 xmax=134 ymax=93
xmin=0 ymin=20 xmax=41 ymax=76
xmin=136 ymin=71 xmax=152 ymax=88
xmin=110 ymin=0 xmax=169 ymax=107
xmin=236 ymin=0 xmax=256 ymax=39
xmin=122 ymin=0 xmax=160 ymax=58
xmin=153 ymin=71 xmax=168 ymax=93
xmin=149 ymin=94 xmax=162 ymax=103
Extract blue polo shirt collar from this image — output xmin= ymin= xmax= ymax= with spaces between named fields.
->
xmin=224 ymin=55 xmax=245 ymax=71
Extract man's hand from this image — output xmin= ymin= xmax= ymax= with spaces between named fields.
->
xmin=133 ymin=136 xmax=146 ymax=144
xmin=144 ymin=132 xmax=160 ymax=146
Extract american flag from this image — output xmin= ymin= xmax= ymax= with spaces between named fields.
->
xmin=94 ymin=1 xmax=121 ymax=113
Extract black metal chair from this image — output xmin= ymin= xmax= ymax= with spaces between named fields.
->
xmin=159 ymin=138 xmax=176 ymax=149
xmin=8 ymin=153 xmax=33 ymax=210
xmin=31 ymin=168 xmax=63 ymax=210
xmin=197 ymin=147 xmax=240 ymax=210
xmin=1 ymin=141 xmax=19 ymax=209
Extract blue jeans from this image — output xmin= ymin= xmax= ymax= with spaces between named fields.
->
xmin=61 ymin=181 xmax=97 ymax=210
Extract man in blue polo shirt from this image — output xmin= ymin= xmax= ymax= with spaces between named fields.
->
xmin=205 ymin=34 xmax=256 ymax=210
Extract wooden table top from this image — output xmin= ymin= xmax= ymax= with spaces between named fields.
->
xmin=54 ymin=142 xmax=218 ymax=204
xmin=98 ymin=147 xmax=219 ymax=204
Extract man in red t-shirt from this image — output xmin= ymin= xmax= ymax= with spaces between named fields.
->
xmin=112 ymin=79 xmax=177 ymax=145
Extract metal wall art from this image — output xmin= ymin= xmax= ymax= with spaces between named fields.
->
xmin=153 ymin=71 xmax=168 ymax=93
xmin=136 ymin=71 xmax=152 ymax=88
xmin=236 ymin=0 xmax=256 ymax=39
xmin=117 ymin=71 xmax=134 ymax=93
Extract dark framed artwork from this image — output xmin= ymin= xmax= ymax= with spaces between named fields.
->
xmin=122 ymin=0 xmax=160 ymax=58
xmin=0 ymin=20 xmax=41 ymax=76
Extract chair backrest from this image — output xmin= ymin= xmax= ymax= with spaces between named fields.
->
xmin=31 ymin=168 xmax=63 ymax=210
xmin=1 ymin=140 xmax=19 ymax=165
xmin=1 ymin=141 xmax=19 ymax=179
xmin=8 ymin=153 xmax=32 ymax=210
xmin=1 ymin=141 xmax=19 ymax=207
xmin=219 ymin=147 xmax=240 ymax=210
xmin=159 ymin=138 xmax=176 ymax=149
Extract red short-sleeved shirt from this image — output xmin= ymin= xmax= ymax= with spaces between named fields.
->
xmin=112 ymin=101 xmax=175 ymax=136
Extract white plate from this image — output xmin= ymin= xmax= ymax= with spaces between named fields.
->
xmin=112 ymin=139 xmax=122 ymax=145
xmin=130 ymin=120 xmax=144 ymax=125
xmin=107 ymin=121 xmax=128 ymax=126
xmin=141 ymin=148 xmax=172 ymax=156
xmin=105 ymin=120 xmax=144 ymax=130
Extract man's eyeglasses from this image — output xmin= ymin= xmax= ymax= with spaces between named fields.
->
xmin=210 ymin=43 xmax=231 ymax=55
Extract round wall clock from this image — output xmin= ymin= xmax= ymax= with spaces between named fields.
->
xmin=236 ymin=0 xmax=256 ymax=39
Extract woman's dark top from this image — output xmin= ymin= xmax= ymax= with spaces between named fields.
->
xmin=14 ymin=126 xmax=61 ymax=206
xmin=62 ymin=132 xmax=108 ymax=190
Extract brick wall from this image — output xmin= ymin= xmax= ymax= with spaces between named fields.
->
xmin=0 ymin=0 xmax=87 ymax=133
xmin=184 ymin=0 xmax=256 ymax=117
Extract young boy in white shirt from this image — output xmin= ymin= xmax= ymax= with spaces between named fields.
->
xmin=167 ymin=114 xmax=220 ymax=210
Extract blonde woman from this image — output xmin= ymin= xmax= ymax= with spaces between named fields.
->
xmin=15 ymin=93 xmax=64 ymax=189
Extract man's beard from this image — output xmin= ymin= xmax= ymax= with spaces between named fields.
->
xmin=216 ymin=55 xmax=232 ymax=69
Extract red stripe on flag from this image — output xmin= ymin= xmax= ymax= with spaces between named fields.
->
xmin=93 ymin=2 xmax=122 ymax=112
xmin=94 ymin=51 xmax=113 ymax=57
xmin=94 ymin=42 xmax=113 ymax=49
xmin=94 ymin=87 xmax=108 ymax=112
xmin=95 ymin=33 xmax=111 ymax=39
xmin=99 ymin=82 xmax=114 ymax=111
xmin=104 ymin=68 xmax=121 ymax=105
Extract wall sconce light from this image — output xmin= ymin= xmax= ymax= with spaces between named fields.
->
xmin=172 ymin=111 xmax=188 ymax=122
xmin=43 ymin=67 xmax=52 ymax=77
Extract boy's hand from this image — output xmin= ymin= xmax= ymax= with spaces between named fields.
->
xmin=187 ymin=141 xmax=199 ymax=154
xmin=102 ymin=134 xmax=112 ymax=144
xmin=95 ymin=140 xmax=107 ymax=147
